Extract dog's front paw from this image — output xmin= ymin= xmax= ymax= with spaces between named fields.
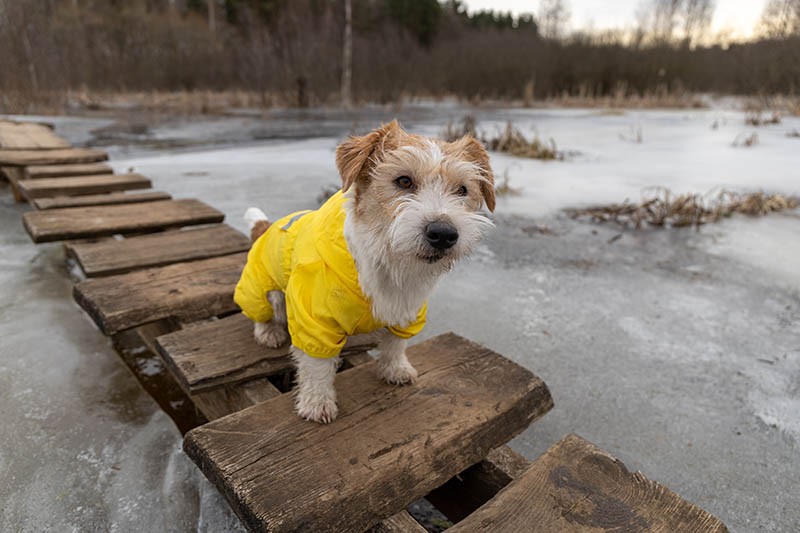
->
xmin=296 ymin=393 xmax=338 ymax=424
xmin=379 ymin=357 xmax=418 ymax=385
xmin=254 ymin=321 xmax=289 ymax=348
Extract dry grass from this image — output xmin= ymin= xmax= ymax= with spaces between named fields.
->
xmin=484 ymin=122 xmax=562 ymax=160
xmin=787 ymin=129 xmax=800 ymax=138
xmin=441 ymin=115 xmax=479 ymax=142
xmin=733 ymin=132 xmax=759 ymax=147
xmin=441 ymin=117 xmax=564 ymax=160
xmin=495 ymin=168 xmax=522 ymax=197
xmin=745 ymin=110 xmax=782 ymax=126
xmin=568 ymin=188 xmax=798 ymax=229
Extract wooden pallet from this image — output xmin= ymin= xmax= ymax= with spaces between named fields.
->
xmin=0 ymin=120 xmax=71 ymax=150
xmin=449 ymin=434 xmax=727 ymax=533
xmin=4 ymin=120 xmax=727 ymax=533
xmin=18 ymin=173 xmax=151 ymax=199
xmin=26 ymin=163 xmax=114 ymax=179
xmin=65 ymin=224 xmax=249 ymax=277
xmin=33 ymin=191 xmax=172 ymax=210
xmin=23 ymin=199 xmax=225 ymax=242
xmin=0 ymin=147 xmax=108 ymax=167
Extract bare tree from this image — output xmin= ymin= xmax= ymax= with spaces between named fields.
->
xmin=538 ymin=0 xmax=571 ymax=39
xmin=637 ymin=0 xmax=715 ymax=45
xmin=342 ymin=0 xmax=352 ymax=107
xmin=759 ymin=0 xmax=800 ymax=38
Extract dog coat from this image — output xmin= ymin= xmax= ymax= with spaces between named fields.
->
xmin=234 ymin=190 xmax=427 ymax=358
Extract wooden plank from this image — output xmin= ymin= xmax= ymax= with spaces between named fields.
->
xmin=18 ymin=173 xmax=151 ymax=199
xmin=427 ymin=445 xmax=530 ymax=522
xmin=156 ymin=313 xmax=378 ymax=394
xmin=33 ymin=191 xmax=172 ymax=210
xmin=22 ymin=199 xmax=224 ymax=243
xmin=1 ymin=166 xmax=26 ymax=201
xmin=183 ymin=333 xmax=553 ymax=533
xmin=369 ymin=512 xmax=427 ymax=533
xmin=65 ymin=224 xmax=250 ymax=277
xmin=0 ymin=120 xmax=71 ymax=149
xmin=73 ymin=252 xmax=246 ymax=335
xmin=191 ymin=379 xmax=282 ymax=422
xmin=26 ymin=163 xmax=113 ymax=178
xmin=0 ymin=148 xmax=108 ymax=167
xmin=449 ymin=434 xmax=728 ymax=533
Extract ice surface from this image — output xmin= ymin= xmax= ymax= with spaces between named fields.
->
xmin=1 ymin=105 xmax=798 ymax=532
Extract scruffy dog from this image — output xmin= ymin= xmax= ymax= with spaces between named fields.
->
xmin=234 ymin=120 xmax=495 ymax=423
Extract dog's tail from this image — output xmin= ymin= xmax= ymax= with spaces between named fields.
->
xmin=244 ymin=207 xmax=271 ymax=243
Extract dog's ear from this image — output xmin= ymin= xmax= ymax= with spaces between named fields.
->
xmin=336 ymin=120 xmax=401 ymax=192
xmin=457 ymin=135 xmax=495 ymax=212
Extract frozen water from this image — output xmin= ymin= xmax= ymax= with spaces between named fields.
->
xmin=1 ymin=104 xmax=799 ymax=532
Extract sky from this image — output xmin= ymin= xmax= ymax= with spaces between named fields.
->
xmin=462 ymin=1 xmax=768 ymax=39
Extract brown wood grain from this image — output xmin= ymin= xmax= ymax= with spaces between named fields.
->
xmin=18 ymin=173 xmax=151 ymax=199
xmin=369 ymin=512 xmax=427 ymax=533
xmin=0 ymin=120 xmax=71 ymax=149
xmin=73 ymin=252 xmax=247 ymax=335
xmin=156 ymin=313 xmax=378 ymax=393
xmin=449 ymin=434 xmax=728 ymax=533
xmin=22 ymin=199 xmax=224 ymax=243
xmin=26 ymin=163 xmax=114 ymax=178
xmin=427 ymin=444 xmax=531 ymax=522
xmin=183 ymin=333 xmax=553 ymax=533
xmin=0 ymin=148 xmax=108 ymax=166
xmin=66 ymin=224 xmax=250 ymax=277
xmin=33 ymin=191 xmax=171 ymax=210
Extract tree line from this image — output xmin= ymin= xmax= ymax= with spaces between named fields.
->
xmin=0 ymin=0 xmax=798 ymax=110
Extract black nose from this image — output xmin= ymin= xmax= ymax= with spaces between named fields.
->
xmin=425 ymin=221 xmax=459 ymax=250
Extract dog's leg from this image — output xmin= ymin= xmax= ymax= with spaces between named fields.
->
xmin=253 ymin=291 xmax=290 ymax=348
xmin=293 ymin=348 xmax=340 ymax=423
xmin=377 ymin=332 xmax=418 ymax=385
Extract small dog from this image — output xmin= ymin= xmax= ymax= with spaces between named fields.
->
xmin=234 ymin=120 xmax=495 ymax=423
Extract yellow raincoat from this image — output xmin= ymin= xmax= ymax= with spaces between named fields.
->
xmin=234 ymin=191 xmax=427 ymax=358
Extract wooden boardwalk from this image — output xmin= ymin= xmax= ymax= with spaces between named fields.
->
xmin=2 ymin=119 xmax=729 ymax=532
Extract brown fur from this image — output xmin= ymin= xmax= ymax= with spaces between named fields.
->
xmin=250 ymin=219 xmax=271 ymax=243
xmin=336 ymin=120 xmax=495 ymax=213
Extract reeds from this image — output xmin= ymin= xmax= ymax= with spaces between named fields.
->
xmin=568 ymin=188 xmax=798 ymax=229
xmin=442 ymin=117 xmax=564 ymax=160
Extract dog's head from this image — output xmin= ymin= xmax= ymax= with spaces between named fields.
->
xmin=336 ymin=120 xmax=494 ymax=270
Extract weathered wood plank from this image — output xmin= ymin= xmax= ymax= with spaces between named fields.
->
xmin=0 ymin=148 xmax=108 ymax=166
xmin=184 ymin=333 xmax=553 ymax=533
xmin=449 ymin=434 xmax=728 ymax=533
xmin=156 ymin=313 xmax=378 ymax=394
xmin=73 ymin=252 xmax=246 ymax=335
xmin=22 ymin=199 xmax=224 ymax=243
xmin=65 ymin=224 xmax=250 ymax=277
xmin=0 ymin=120 xmax=71 ymax=149
xmin=1 ymin=166 xmax=26 ymax=201
xmin=426 ymin=445 xmax=530 ymax=522
xmin=191 ymin=379 xmax=282 ymax=422
xmin=369 ymin=512 xmax=427 ymax=533
xmin=33 ymin=191 xmax=171 ymax=210
xmin=18 ymin=173 xmax=151 ymax=199
xmin=26 ymin=163 xmax=114 ymax=178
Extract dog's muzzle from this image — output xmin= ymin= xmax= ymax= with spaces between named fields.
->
xmin=424 ymin=221 xmax=458 ymax=251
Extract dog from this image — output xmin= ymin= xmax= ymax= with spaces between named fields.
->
xmin=234 ymin=120 xmax=495 ymax=423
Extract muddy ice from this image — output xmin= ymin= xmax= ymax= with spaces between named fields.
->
xmin=1 ymin=105 xmax=798 ymax=531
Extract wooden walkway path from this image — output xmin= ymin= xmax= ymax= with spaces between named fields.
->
xmin=2 ymin=119 xmax=729 ymax=532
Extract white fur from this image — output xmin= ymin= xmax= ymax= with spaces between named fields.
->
xmin=244 ymin=207 xmax=269 ymax=229
xmin=254 ymin=291 xmax=289 ymax=348
xmin=293 ymin=348 xmax=340 ymax=424
xmin=376 ymin=334 xmax=417 ymax=384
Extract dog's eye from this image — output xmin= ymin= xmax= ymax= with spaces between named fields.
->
xmin=457 ymin=185 xmax=468 ymax=196
xmin=395 ymin=176 xmax=413 ymax=190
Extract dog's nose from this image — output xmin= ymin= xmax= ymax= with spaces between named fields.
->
xmin=425 ymin=222 xmax=459 ymax=250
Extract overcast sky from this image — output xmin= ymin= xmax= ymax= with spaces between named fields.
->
xmin=462 ymin=1 xmax=768 ymax=39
